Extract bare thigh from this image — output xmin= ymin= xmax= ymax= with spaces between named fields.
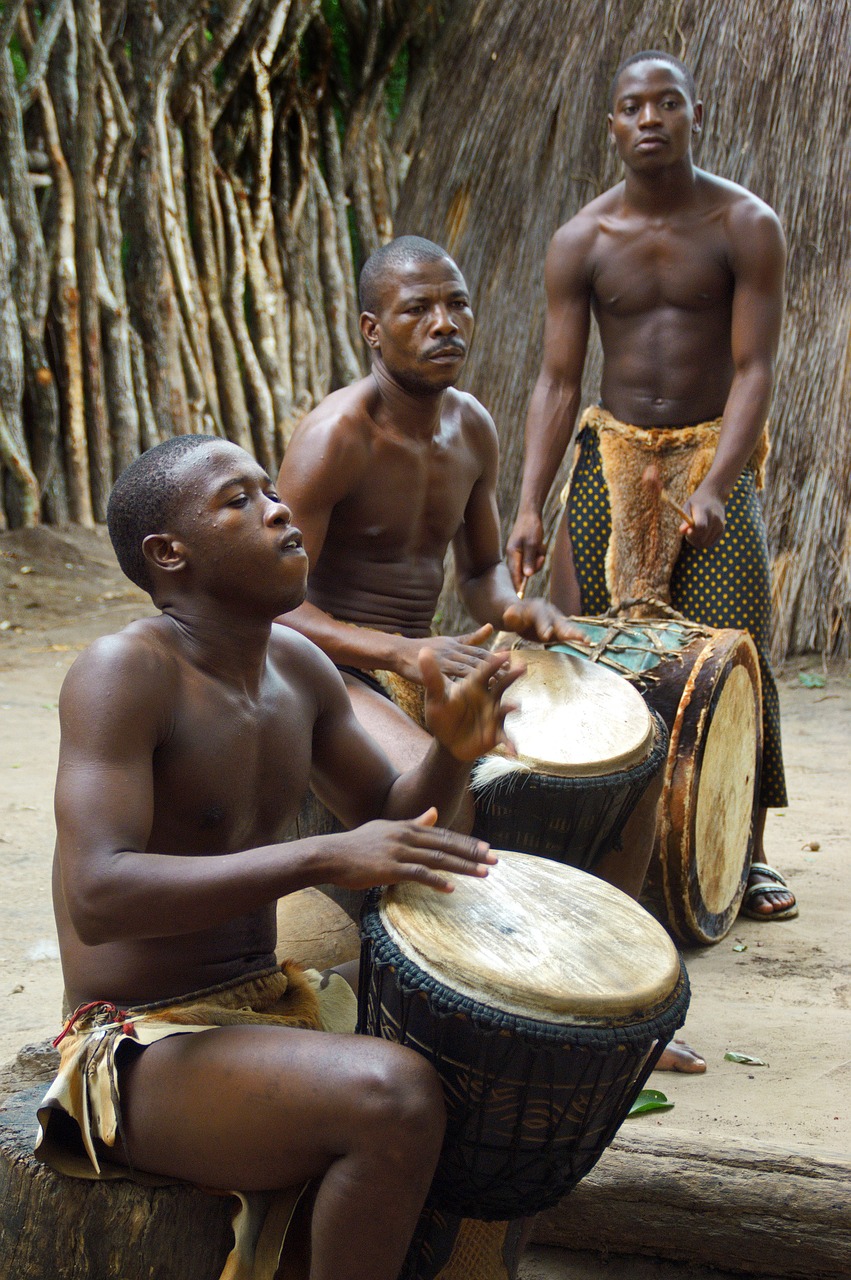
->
xmin=116 ymin=1025 xmax=437 ymax=1191
xmin=343 ymin=676 xmax=431 ymax=772
xmin=342 ymin=675 xmax=473 ymax=832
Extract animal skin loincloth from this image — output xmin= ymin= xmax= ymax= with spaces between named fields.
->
xmin=36 ymin=962 xmax=357 ymax=1280
xmin=562 ymin=406 xmax=770 ymax=619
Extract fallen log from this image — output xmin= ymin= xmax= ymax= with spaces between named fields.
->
xmin=0 ymin=1086 xmax=235 ymax=1279
xmin=530 ymin=1126 xmax=851 ymax=1278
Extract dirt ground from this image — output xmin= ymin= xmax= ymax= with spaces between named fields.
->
xmin=1 ymin=524 xmax=849 ymax=1276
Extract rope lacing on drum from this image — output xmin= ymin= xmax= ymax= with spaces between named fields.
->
xmin=554 ymin=611 xmax=714 ymax=684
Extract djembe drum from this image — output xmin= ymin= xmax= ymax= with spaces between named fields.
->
xmin=548 ymin=618 xmax=763 ymax=945
xmin=470 ymin=648 xmax=668 ymax=869
xmin=359 ymin=849 xmax=690 ymax=1279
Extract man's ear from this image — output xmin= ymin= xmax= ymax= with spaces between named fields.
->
xmin=142 ymin=533 xmax=188 ymax=575
xmin=691 ymin=101 xmax=704 ymax=136
xmin=606 ymin=113 xmax=615 ymax=144
xmin=359 ymin=311 xmax=381 ymax=351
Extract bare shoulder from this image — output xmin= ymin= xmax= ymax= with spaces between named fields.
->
xmin=699 ymin=171 xmax=785 ymax=253
xmin=268 ymin=621 xmax=347 ymax=707
xmin=59 ymin=617 xmax=179 ymax=737
xmin=546 ymin=190 xmax=618 ymax=285
xmin=447 ymin=387 xmax=499 ymax=454
xmin=285 ymin=380 xmax=373 ymax=453
xmin=279 ymin=379 xmax=375 ymax=489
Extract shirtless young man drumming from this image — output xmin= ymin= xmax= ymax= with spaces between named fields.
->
xmin=506 ymin=51 xmax=795 ymax=921
xmin=41 ymin=434 xmax=521 ymax=1280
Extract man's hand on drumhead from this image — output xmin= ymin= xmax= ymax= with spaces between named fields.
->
xmin=330 ymin=808 xmax=498 ymax=893
xmin=394 ymin=626 xmax=494 ymax=684
xmin=502 ymin=599 xmax=587 ymax=646
xmin=420 ymin=646 xmax=522 ymax=763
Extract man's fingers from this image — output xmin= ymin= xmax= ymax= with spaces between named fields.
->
xmin=460 ymin=624 xmax=494 ymax=647
xmin=418 ymin=647 xmax=448 ymax=701
xmin=405 ymin=824 xmax=496 ymax=864
xmin=507 ymin=548 xmax=523 ymax=592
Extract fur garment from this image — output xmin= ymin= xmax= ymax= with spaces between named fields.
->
xmin=572 ymin=407 xmax=769 ymax=619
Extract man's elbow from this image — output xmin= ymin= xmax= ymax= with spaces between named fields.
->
xmin=65 ymin=880 xmax=129 ymax=946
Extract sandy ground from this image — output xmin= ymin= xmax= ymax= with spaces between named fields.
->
xmin=1 ymin=525 xmax=849 ymax=1276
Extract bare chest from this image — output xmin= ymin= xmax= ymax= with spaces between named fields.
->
xmin=334 ymin=427 xmax=481 ymax=557
xmin=593 ymin=220 xmax=733 ymax=317
xmin=150 ymin=673 xmax=313 ymax=853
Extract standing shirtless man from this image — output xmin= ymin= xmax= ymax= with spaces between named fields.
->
xmin=507 ymin=51 xmax=795 ymax=920
xmin=41 ymin=434 xmax=520 ymax=1280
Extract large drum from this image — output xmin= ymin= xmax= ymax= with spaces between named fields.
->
xmin=550 ymin=618 xmax=763 ymax=945
xmin=359 ymin=848 xmax=689 ymax=1249
xmin=470 ymin=648 xmax=668 ymax=870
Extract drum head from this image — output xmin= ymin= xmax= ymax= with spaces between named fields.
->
xmin=381 ymin=850 xmax=681 ymax=1024
xmin=495 ymin=649 xmax=654 ymax=778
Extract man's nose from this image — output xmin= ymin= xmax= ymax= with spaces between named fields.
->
xmin=431 ymin=304 xmax=458 ymax=334
xmin=264 ymin=496 xmax=292 ymax=525
xmin=638 ymin=102 xmax=662 ymax=127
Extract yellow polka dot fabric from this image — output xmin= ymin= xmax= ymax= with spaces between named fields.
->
xmin=567 ymin=427 xmax=787 ymax=808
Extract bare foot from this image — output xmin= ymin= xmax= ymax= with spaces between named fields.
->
xmin=740 ymin=864 xmax=798 ymax=919
xmin=655 ymin=1038 xmax=706 ymax=1073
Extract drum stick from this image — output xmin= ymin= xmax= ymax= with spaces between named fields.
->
xmin=516 ymin=579 xmax=527 ymax=600
xmin=642 ymin=465 xmax=694 ymax=529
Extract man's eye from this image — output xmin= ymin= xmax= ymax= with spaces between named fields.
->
xmin=228 ymin=495 xmax=248 ymax=507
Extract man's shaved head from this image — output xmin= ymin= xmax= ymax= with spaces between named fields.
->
xmin=107 ymin=434 xmax=220 ymax=592
xmin=359 ymin=236 xmax=454 ymax=314
xmin=610 ymin=50 xmax=697 ymax=110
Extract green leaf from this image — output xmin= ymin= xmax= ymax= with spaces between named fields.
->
xmin=724 ymin=1050 xmax=768 ymax=1066
xmin=798 ymin=671 xmax=826 ymax=688
xmin=627 ymin=1089 xmax=674 ymax=1117
xmin=732 ymin=942 xmax=747 ymax=952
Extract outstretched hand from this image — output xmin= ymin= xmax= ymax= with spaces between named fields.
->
xmin=502 ymin=598 xmax=587 ymax=646
xmin=331 ymin=807 xmax=497 ymax=894
xmin=395 ymin=624 xmax=494 ymax=684
xmin=420 ymin=646 xmax=522 ymax=763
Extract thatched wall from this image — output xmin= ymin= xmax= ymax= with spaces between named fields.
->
xmin=396 ymin=0 xmax=851 ymax=661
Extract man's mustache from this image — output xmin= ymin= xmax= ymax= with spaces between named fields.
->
xmin=423 ymin=341 xmax=467 ymax=358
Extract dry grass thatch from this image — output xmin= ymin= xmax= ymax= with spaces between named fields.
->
xmin=396 ymin=0 xmax=851 ymax=661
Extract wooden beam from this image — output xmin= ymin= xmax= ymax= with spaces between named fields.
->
xmin=530 ymin=1127 xmax=851 ymax=1279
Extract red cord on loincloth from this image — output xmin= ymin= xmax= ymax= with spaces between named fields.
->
xmin=53 ymin=1000 xmax=133 ymax=1047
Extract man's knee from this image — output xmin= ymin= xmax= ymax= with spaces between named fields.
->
xmin=356 ymin=1044 xmax=446 ymax=1154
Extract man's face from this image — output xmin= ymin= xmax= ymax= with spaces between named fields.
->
xmin=608 ymin=60 xmax=701 ymax=172
xmin=156 ymin=441 xmax=308 ymax=615
xmin=361 ymin=257 xmax=475 ymax=395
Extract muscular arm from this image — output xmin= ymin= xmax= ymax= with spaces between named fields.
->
xmin=507 ymin=220 xmax=594 ymax=589
xmin=685 ymin=201 xmax=786 ymax=548
xmin=55 ymin=637 xmax=501 ymax=947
